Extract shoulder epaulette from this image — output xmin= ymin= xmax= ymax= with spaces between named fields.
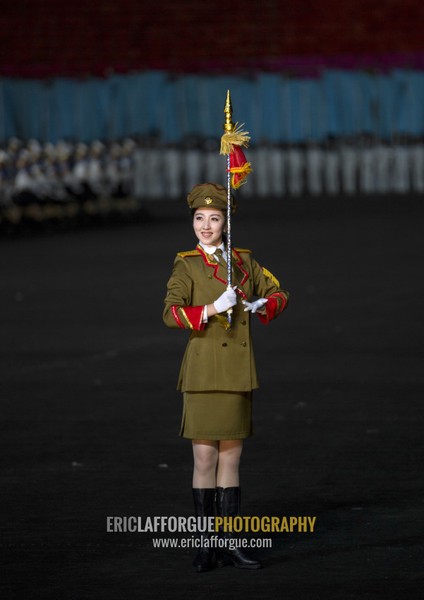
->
xmin=234 ymin=247 xmax=252 ymax=253
xmin=262 ymin=266 xmax=280 ymax=288
xmin=177 ymin=249 xmax=201 ymax=258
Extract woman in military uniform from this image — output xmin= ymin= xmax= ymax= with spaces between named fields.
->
xmin=163 ymin=182 xmax=289 ymax=572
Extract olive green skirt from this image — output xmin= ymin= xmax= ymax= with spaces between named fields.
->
xmin=180 ymin=391 xmax=253 ymax=440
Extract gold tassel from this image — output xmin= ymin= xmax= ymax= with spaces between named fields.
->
xmin=230 ymin=162 xmax=253 ymax=189
xmin=215 ymin=314 xmax=232 ymax=330
xmin=220 ymin=122 xmax=251 ymax=155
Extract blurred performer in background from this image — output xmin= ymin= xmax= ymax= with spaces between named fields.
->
xmin=163 ymin=141 xmax=183 ymax=199
xmin=145 ymin=134 xmax=163 ymax=199
xmin=359 ymin=134 xmax=377 ymax=195
xmin=375 ymin=139 xmax=391 ymax=195
xmin=323 ymin=136 xmax=341 ymax=196
xmin=120 ymin=138 xmax=136 ymax=197
xmin=268 ymin=142 xmax=286 ymax=197
xmin=203 ymin=138 xmax=222 ymax=188
xmin=254 ymin=140 xmax=271 ymax=198
xmin=287 ymin=143 xmax=304 ymax=196
xmin=13 ymin=149 xmax=45 ymax=222
xmin=410 ymin=135 xmax=424 ymax=194
xmin=73 ymin=143 xmax=94 ymax=202
xmin=163 ymin=183 xmax=289 ymax=572
xmin=391 ymin=134 xmax=410 ymax=195
xmin=340 ymin=136 xmax=358 ymax=195
xmin=305 ymin=139 xmax=324 ymax=196
xmin=183 ymin=135 xmax=204 ymax=193
xmin=86 ymin=140 xmax=107 ymax=198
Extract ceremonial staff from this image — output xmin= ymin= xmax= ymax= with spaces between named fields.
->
xmin=220 ymin=90 xmax=252 ymax=327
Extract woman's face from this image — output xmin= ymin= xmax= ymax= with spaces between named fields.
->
xmin=193 ymin=208 xmax=226 ymax=248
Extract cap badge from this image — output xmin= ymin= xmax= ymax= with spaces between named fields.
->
xmin=204 ymin=197 xmax=213 ymax=204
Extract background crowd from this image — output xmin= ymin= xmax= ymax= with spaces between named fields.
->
xmin=1 ymin=132 xmax=423 ymax=231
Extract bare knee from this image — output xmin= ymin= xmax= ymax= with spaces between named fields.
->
xmin=192 ymin=441 xmax=218 ymax=476
xmin=218 ymin=440 xmax=243 ymax=471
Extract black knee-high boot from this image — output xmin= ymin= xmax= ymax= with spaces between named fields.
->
xmin=216 ymin=486 xmax=262 ymax=570
xmin=192 ymin=488 xmax=216 ymax=572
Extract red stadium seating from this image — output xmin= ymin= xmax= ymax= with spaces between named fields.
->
xmin=0 ymin=0 xmax=423 ymax=77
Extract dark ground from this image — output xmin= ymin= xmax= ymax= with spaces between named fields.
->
xmin=1 ymin=195 xmax=423 ymax=599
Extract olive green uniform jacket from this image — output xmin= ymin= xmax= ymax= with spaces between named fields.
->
xmin=163 ymin=245 xmax=289 ymax=393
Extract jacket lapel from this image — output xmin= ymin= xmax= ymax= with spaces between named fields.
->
xmin=197 ymin=245 xmax=227 ymax=285
xmin=232 ymin=249 xmax=249 ymax=287
xmin=197 ymin=245 xmax=249 ymax=300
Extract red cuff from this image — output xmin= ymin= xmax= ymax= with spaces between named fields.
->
xmin=256 ymin=293 xmax=288 ymax=324
xmin=171 ymin=305 xmax=206 ymax=331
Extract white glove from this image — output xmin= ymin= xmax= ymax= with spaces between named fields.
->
xmin=242 ymin=298 xmax=268 ymax=313
xmin=213 ymin=286 xmax=238 ymax=313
